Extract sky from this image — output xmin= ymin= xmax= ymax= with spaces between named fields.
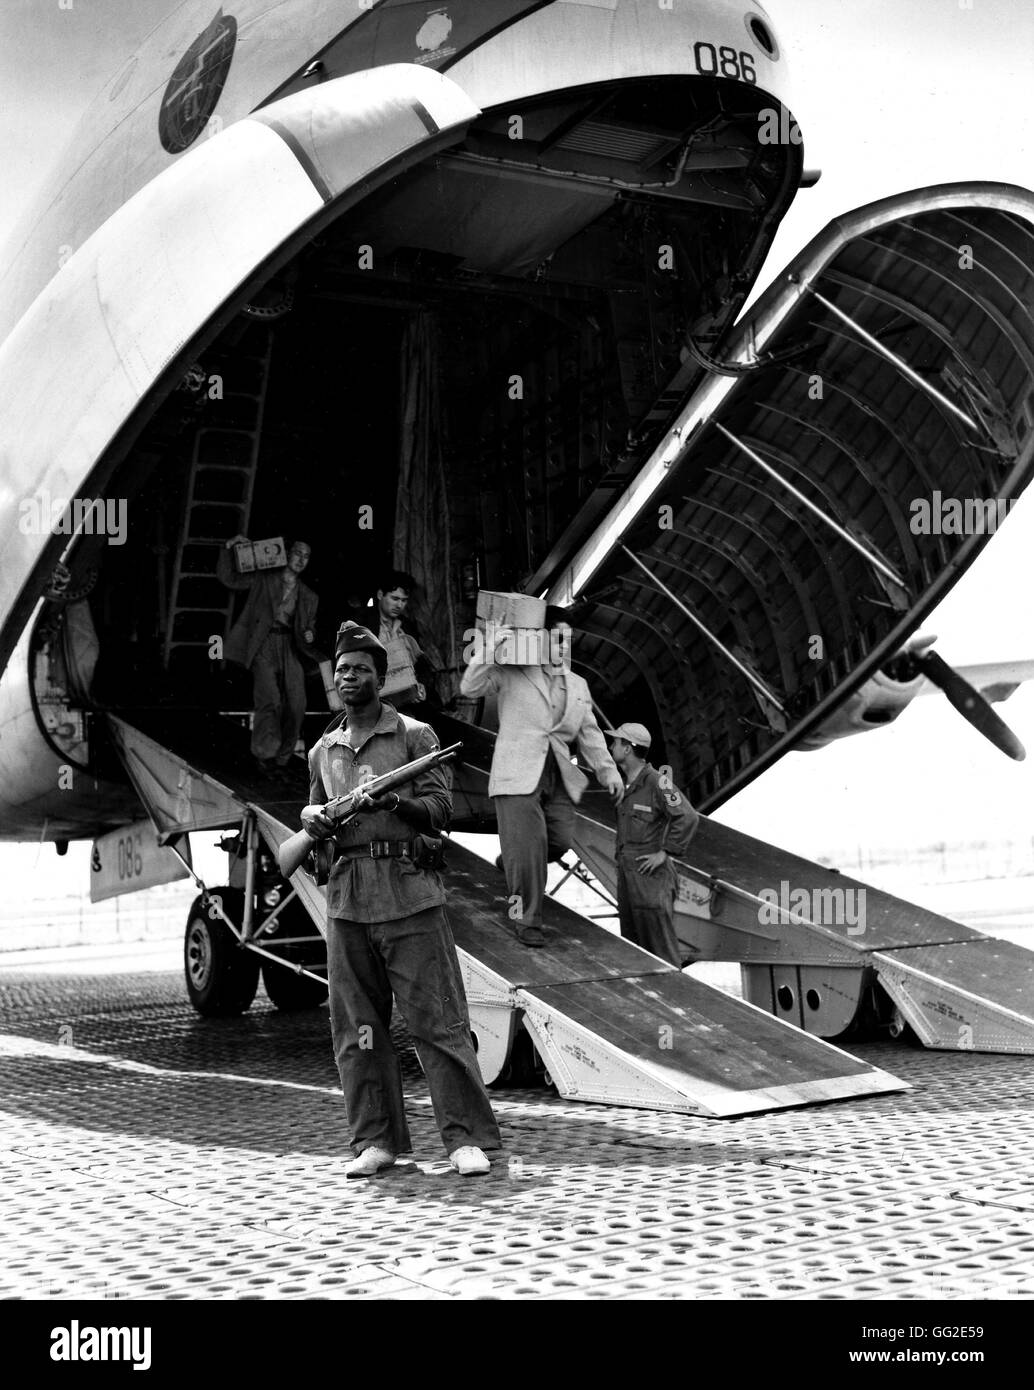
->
xmin=0 ymin=0 xmax=1031 ymax=902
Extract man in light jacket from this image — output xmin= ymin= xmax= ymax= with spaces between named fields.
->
xmin=460 ymin=607 xmax=623 ymax=946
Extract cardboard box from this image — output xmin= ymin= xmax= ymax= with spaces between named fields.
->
xmin=492 ymin=627 xmax=552 ymax=666
xmin=234 ymin=536 xmax=286 ymax=573
xmin=475 ymin=590 xmax=546 ymax=629
xmin=381 ymin=632 xmax=419 ymax=700
xmin=319 ymin=659 xmax=343 ymax=710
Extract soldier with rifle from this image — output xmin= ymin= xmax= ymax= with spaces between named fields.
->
xmin=295 ymin=621 xmax=501 ymax=1178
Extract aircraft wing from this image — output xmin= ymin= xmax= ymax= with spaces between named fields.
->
xmin=921 ymin=660 xmax=1034 ymax=703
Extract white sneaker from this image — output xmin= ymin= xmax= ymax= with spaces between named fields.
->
xmin=450 ymin=1145 xmax=491 ymax=1177
xmin=345 ymin=1146 xmax=396 ymax=1178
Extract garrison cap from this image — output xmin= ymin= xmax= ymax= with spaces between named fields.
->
xmin=335 ymin=621 xmax=388 ymax=679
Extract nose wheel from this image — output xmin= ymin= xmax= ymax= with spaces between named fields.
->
xmin=184 ymin=888 xmax=260 ymax=1016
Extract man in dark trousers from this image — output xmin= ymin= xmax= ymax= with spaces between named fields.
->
xmin=301 ymin=621 xmax=501 ymax=1178
xmin=217 ymin=535 xmax=318 ymax=771
xmin=610 ymin=722 xmax=699 ymax=967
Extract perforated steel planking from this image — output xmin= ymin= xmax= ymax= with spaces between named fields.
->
xmin=5 ymin=958 xmax=1034 ymax=1299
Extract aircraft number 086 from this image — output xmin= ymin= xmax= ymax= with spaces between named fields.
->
xmin=117 ymin=833 xmax=144 ymax=881
xmin=693 ymin=43 xmax=757 ymax=84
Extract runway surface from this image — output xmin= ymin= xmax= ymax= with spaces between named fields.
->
xmin=2 ymin=935 xmax=1034 ymax=1301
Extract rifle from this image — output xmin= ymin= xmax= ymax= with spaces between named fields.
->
xmin=278 ymin=741 xmax=462 ymax=880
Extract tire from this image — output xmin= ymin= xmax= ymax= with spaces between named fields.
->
xmin=184 ymin=888 xmax=260 ymax=1017
xmin=259 ymin=900 xmax=328 ymax=1011
xmin=260 ymin=958 xmax=329 ymax=1011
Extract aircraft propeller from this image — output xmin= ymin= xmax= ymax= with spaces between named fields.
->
xmin=884 ymin=635 xmax=1027 ymax=761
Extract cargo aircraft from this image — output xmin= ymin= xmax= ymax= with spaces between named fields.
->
xmin=3 ymin=0 xmax=1034 ymax=1114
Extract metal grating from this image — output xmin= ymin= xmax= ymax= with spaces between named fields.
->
xmin=2 ymin=955 xmax=1034 ymax=1300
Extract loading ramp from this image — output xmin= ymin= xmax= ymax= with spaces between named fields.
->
xmin=569 ymin=793 xmax=1034 ymax=1055
xmin=104 ymin=711 xmax=907 ymax=1117
xmin=426 ymin=711 xmax=1034 ymax=1056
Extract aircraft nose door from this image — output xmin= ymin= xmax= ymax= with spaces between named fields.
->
xmin=0 ymin=65 xmax=481 ymax=675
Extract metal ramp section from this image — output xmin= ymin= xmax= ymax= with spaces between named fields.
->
xmin=442 ymin=845 xmax=907 ymax=1117
xmin=106 ymin=710 xmax=304 ymax=838
xmin=872 ymin=941 xmax=1034 ymax=1054
xmin=570 ymin=794 xmax=1034 ymax=1054
xmin=107 ymin=716 xmax=247 ymax=836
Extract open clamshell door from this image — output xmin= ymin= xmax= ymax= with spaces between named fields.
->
xmin=541 ymin=183 xmax=1034 ymax=812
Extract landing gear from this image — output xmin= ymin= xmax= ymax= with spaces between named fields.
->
xmin=184 ymin=888 xmax=260 ymax=1017
xmin=493 ymin=1019 xmax=549 ymax=1088
xmin=887 ymin=1006 xmax=920 ymax=1045
xmin=258 ymin=901 xmax=328 ymax=1011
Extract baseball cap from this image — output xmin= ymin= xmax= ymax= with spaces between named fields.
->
xmin=608 ymin=722 xmax=652 ymax=750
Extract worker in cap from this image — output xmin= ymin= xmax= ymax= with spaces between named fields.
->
xmin=334 ymin=619 xmax=388 ymax=674
xmin=299 ymin=620 xmax=501 ymax=1178
xmin=608 ymin=722 xmax=699 ymax=966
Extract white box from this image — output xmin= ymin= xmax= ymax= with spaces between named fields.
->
xmin=491 ymin=627 xmax=551 ymax=666
xmin=475 ymin=590 xmax=546 ymax=628
xmin=234 ymin=536 xmax=286 ymax=573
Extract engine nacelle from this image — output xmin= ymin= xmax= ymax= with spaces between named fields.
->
xmin=797 ymin=668 xmax=926 ymax=751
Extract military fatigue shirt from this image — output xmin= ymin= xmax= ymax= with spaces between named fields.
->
xmin=614 ymin=762 xmax=699 ymax=860
xmin=308 ymin=703 xmax=451 ymax=923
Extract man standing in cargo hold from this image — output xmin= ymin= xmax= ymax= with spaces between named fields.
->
xmin=301 ymin=622 xmax=501 ymax=1178
xmin=217 ymin=535 xmax=318 ymax=772
xmin=460 ymin=604 xmax=624 ymax=947
xmin=375 ymin=569 xmax=434 ymax=708
xmin=610 ymin=722 xmax=699 ymax=966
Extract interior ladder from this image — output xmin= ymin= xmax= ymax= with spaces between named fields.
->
xmin=162 ymin=325 xmax=274 ymax=670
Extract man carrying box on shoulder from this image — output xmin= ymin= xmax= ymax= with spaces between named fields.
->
xmin=375 ymin=569 xmax=438 ymax=710
xmin=460 ymin=603 xmax=623 ymax=947
xmin=217 ymin=535 xmax=318 ymax=773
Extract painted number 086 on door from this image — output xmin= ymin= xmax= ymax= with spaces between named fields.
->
xmin=694 ymin=42 xmax=757 ymax=84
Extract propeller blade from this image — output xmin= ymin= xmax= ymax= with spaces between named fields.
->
xmin=918 ymin=650 xmax=1027 ymax=761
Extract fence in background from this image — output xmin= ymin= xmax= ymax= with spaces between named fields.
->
xmin=1 ymin=838 xmax=1030 ymax=953
xmin=0 ymin=882 xmax=196 ymax=952
xmin=819 ymin=837 xmax=1033 ymax=884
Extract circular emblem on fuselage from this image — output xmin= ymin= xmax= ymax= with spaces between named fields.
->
xmin=415 ymin=9 xmax=453 ymax=56
xmin=159 ymin=10 xmax=238 ymax=154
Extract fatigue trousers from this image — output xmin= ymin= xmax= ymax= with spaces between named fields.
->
xmin=326 ymin=905 xmax=502 ymax=1157
xmin=616 ymin=855 xmax=681 ymax=966
xmin=250 ymin=629 xmax=305 ymax=763
xmin=494 ymin=753 xmax=575 ymax=929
